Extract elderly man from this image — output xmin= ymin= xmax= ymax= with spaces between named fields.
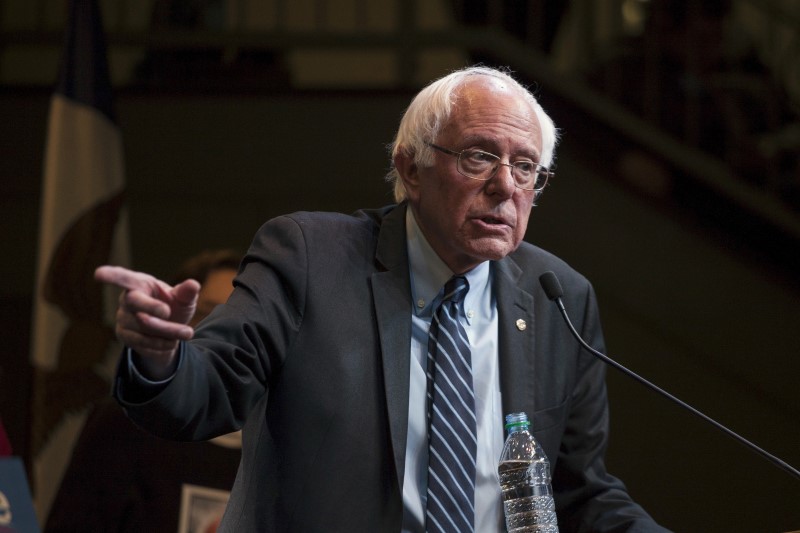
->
xmin=96 ymin=66 xmax=667 ymax=532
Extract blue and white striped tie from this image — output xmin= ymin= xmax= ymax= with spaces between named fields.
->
xmin=426 ymin=276 xmax=477 ymax=533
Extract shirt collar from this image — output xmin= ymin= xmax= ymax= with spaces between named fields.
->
xmin=406 ymin=208 xmax=490 ymax=322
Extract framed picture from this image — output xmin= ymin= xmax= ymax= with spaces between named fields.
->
xmin=177 ymin=484 xmax=230 ymax=533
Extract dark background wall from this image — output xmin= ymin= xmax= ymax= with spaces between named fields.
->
xmin=2 ymin=85 xmax=799 ymax=531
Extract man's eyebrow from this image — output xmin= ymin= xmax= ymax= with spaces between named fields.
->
xmin=457 ymin=134 xmax=491 ymax=147
xmin=458 ymin=135 xmax=541 ymax=160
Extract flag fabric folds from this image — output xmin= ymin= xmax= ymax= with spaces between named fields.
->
xmin=30 ymin=0 xmax=129 ymax=522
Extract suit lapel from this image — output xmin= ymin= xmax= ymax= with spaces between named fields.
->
xmin=494 ymin=256 xmax=537 ymax=418
xmin=370 ymin=204 xmax=413 ymax=492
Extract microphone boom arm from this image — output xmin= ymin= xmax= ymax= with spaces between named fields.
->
xmin=542 ymin=272 xmax=800 ymax=481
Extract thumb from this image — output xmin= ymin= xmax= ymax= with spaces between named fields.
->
xmin=170 ymin=278 xmax=201 ymax=324
xmin=173 ymin=278 xmax=201 ymax=305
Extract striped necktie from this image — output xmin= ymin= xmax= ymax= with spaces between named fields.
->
xmin=426 ymin=275 xmax=477 ymax=532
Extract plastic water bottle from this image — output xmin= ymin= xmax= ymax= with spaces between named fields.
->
xmin=498 ymin=412 xmax=559 ymax=532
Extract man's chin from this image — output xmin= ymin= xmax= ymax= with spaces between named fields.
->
xmin=469 ymin=239 xmax=518 ymax=262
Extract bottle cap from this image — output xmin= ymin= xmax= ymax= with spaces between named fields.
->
xmin=504 ymin=412 xmax=530 ymax=431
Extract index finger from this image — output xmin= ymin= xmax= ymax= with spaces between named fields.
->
xmin=94 ymin=265 xmax=153 ymax=292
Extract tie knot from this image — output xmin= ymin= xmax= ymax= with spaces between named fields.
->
xmin=442 ymin=276 xmax=468 ymax=305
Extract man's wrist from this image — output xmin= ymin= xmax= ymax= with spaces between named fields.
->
xmin=127 ymin=345 xmax=181 ymax=385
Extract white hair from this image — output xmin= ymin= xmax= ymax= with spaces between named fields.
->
xmin=385 ymin=65 xmax=559 ymax=202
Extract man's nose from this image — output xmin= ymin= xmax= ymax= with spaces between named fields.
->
xmin=487 ymin=163 xmax=517 ymax=196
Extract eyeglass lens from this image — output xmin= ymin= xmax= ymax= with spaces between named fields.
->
xmin=458 ymin=150 xmax=547 ymax=191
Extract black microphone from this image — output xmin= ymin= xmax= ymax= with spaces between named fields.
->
xmin=538 ymin=271 xmax=800 ymax=481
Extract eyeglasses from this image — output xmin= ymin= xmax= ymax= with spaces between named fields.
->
xmin=426 ymin=142 xmax=553 ymax=192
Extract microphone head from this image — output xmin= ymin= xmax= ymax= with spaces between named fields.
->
xmin=539 ymin=271 xmax=564 ymax=300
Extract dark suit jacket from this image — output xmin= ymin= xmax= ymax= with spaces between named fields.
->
xmin=116 ymin=203 xmax=667 ymax=532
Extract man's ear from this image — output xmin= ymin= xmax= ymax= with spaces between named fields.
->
xmin=394 ymin=149 xmax=420 ymax=202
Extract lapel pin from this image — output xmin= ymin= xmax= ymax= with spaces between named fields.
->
xmin=516 ymin=319 xmax=527 ymax=331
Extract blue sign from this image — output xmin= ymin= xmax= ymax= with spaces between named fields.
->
xmin=0 ymin=457 xmax=40 ymax=533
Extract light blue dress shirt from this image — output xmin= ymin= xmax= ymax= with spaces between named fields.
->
xmin=401 ymin=209 xmax=505 ymax=532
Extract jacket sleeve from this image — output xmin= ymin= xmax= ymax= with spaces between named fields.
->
xmin=114 ymin=214 xmax=308 ymax=441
